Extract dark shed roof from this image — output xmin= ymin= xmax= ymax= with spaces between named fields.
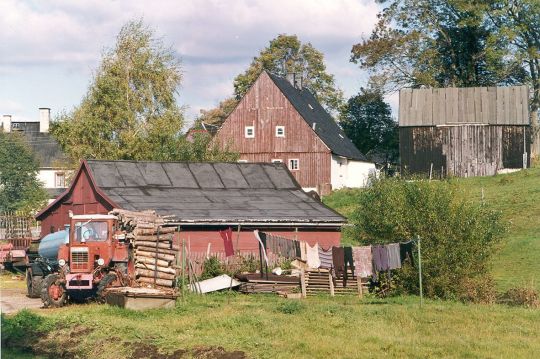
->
xmin=85 ymin=160 xmax=345 ymax=225
xmin=267 ymin=72 xmax=368 ymax=161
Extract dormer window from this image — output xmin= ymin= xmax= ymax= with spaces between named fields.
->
xmin=245 ymin=126 xmax=255 ymax=138
xmin=275 ymin=126 xmax=285 ymax=137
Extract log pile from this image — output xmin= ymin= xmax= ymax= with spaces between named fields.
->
xmin=110 ymin=209 xmax=178 ymax=288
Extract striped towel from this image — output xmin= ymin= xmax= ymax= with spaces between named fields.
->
xmin=318 ymin=246 xmax=333 ymax=268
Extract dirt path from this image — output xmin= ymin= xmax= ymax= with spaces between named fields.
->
xmin=1 ymin=287 xmax=43 ymax=314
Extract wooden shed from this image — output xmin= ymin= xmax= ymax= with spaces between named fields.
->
xmin=35 ymin=160 xmax=345 ymax=253
xmin=399 ymin=86 xmax=530 ymax=177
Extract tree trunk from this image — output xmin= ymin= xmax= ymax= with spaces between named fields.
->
xmin=136 ymin=269 xmax=176 ymax=280
xmin=135 ymin=250 xmax=175 ymax=262
xmin=135 ymin=262 xmax=176 ymax=275
xmin=137 ymin=277 xmax=174 ymax=287
xmin=136 ymin=256 xmax=170 ymax=267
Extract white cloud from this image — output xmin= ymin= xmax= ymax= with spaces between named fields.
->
xmin=0 ymin=0 xmax=382 ymax=122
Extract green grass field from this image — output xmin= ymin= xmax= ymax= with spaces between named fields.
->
xmin=3 ymin=294 xmax=540 ymax=359
xmin=323 ymin=168 xmax=540 ymax=292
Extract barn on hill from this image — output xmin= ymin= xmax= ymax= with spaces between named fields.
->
xmin=35 ymin=160 xmax=345 ymax=253
xmin=213 ymin=70 xmax=376 ymax=193
xmin=399 ymin=86 xmax=530 ymax=177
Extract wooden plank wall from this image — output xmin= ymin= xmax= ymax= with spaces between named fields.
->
xmin=400 ymin=125 xmax=530 ymax=177
xmin=214 ymin=71 xmax=331 ymax=188
xmin=399 ymin=86 xmax=529 ymax=126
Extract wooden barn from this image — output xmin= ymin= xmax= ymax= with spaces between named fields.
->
xmin=213 ymin=70 xmax=376 ymax=192
xmin=35 ymin=160 xmax=345 ymax=253
xmin=399 ymin=86 xmax=530 ymax=177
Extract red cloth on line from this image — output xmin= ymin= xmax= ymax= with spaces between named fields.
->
xmin=219 ymin=228 xmax=235 ymax=257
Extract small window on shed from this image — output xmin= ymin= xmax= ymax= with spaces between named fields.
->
xmin=288 ymin=159 xmax=299 ymax=171
xmin=245 ymin=126 xmax=255 ymax=138
xmin=275 ymin=126 xmax=285 ymax=137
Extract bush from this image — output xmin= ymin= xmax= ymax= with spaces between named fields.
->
xmin=200 ymin=257 xmax=226 ymax=280
xmin=276 ymin=300 xmax=305 ymax=314
xmin=500 ymin=286 xmax=539 ymax=308
xmin=350 ymin=178 xmax=505 ymax=301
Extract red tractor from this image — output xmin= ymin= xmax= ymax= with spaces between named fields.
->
xmin=31 ymin=214 xmax=133 ymax=307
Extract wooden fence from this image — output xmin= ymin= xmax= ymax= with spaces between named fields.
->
xmin=0 ymin=211 xmax=39 ymax=240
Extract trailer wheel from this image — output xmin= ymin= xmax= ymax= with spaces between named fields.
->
xmin=41 ymin=274 xmax=67 ymax=308
xmin=96 ymin=273 xmax=117 ymax=303
xmin=26 ymin=268 xmax=43 ymax=298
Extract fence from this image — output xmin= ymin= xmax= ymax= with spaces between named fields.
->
xmin=0 ymin=211 xmax=40 ymax=241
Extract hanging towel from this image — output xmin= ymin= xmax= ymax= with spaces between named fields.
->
xmin=372 ymin=245 xmax=389 ymax=272
xmin=387 ymin=243 xmax=402 ymax=269
xmin=400 ymin=241 xmax=415 ymax=267
xmin=219 ymin=228 xmax=234 ymax=257
xmin=253 ymin=230 xmax=269 ymax=265
xmin=318 ymin=246 xmax=333 ymax=268
xmin=332 ymin=246 xmax=345 ymax=279
xmin=352 ymin=246 xmax=373 ymax=278
xmin=306 ymin=243 xmax=320 ymax=268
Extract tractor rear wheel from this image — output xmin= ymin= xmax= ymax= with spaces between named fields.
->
xmin=96 ymin=273 xmax=117 ymax=303
xmin=41 ymin=273 xmax=67 ymax=308
xmin=26 ymin=268 xmax=43 ymax=298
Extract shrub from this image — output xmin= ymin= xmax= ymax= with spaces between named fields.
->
xmin=350 ymin=177 xmax=505 ymax=301
xmin=277 ymin=300 xmax=305 ymax=314
xmin=200 ymin=257 xmax=226 ymax=280
xmin=500 ymin=286 xmax=539 ymax=308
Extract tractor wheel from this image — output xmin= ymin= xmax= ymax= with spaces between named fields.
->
xmin=41 ymin=273 xmax=67 ymax=308
xmin=96 ymin=273 xmax=117 ymax=303
xmin=26 ymin=268 xmax=43 ymax=298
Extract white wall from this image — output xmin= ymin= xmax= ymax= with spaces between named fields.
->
xmin=331 ymin=154 xmax=376 ymax=189
xmin=37 ymin=169 xmax=67 ymax=189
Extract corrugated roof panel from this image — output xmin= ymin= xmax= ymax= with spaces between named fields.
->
xmin=262 ymin=163 xmax=297 ymax=189
xmin=136 ymin=162 xmax=171 ymax=186
xmin=213 ymin=163 xmax=250 ymax=188
xmin=161 ymin=163 xmax=199 ymax=188
xmin=88 ymin=161 xmax=125 ymax=188
xmin=115 ymin=162 xmax=146 ymax=187
xmin=188 ymin=163 xmax=224 ymax=188
xmin=239 ymin=164 xmax=275 ymax=188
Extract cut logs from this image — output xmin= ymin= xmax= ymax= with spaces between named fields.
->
xmin=110 ymin=208 xmax=178 ymax=289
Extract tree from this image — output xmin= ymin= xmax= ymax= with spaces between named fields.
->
xmin=51 ymin=19 xmax=184 ymax=162
xmin=199 ymin=34 xmax=344 ymax=128
xmin=0 ymin=132 xmax=48 ymax=212
xmin=351 ymin=0 xmax=525 ymax=93
xmin=340 ymin=89 xmax=399 ymax=163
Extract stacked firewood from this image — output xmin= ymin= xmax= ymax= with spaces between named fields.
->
xmin=110 ymin=209 xmax=178 ymax=288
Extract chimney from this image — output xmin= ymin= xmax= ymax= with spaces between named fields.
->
xmin=286 ymin=72 xmax=303 ymax=90
xmin=1 ymin=115 xmax=12 ymax=132
xmin=39 ymin=108 xmax=50 ymax=133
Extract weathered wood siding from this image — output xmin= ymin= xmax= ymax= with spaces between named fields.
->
xmin=214 ymin=71 xmax=331 ymax=188
xmin=400 ymin=125 xmax=530 ymax=177
xmin=400 ymin=86 xmax=529 ymax=126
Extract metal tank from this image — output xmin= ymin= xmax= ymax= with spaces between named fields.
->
xmin=38 ymin=225 xmax=69 ymax=261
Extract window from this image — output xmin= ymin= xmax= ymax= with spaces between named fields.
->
xmin=55 ymin=172 xmax=66 ymax=187
xmin=271 ymin=159 xmax=282 ymax=164
xmin=74 ymin=221 xmax=108 ymax=242
xmin=275 ymin=126 xmax=285 ymax=137
xmin=289 ymin=159 xmax=299 ymax=171
xmin=245 ymin=126 xmax=254 ymax=138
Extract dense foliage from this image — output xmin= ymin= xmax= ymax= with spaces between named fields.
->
xmin=340 ymin=89 xmax=399 ymax=164
xmin=52 ymin=19 xmax=238 ymax=163
xmin=350 ymin=178 xmax=505 ymax=302
xmin=0 ymin=132 xmax=47 ymax=212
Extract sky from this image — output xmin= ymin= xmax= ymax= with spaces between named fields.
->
xmin=0 ymin=0 xmax=394 ymax=127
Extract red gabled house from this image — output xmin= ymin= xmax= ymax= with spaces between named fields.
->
xmin=214 ymin=71 xmax=376 ymax=192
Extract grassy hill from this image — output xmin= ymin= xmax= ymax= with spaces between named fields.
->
xmin=323 ymin=168 xmax=540 ymax=292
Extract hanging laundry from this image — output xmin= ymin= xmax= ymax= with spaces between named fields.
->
xmin=318 ymin=246 xmax=333 ymax=268
xmin=372 ymin=244 xmax=389 ymax=272
xmin=387 ymin=243 xmax=402 ymax=269
xmin=294 ymin=240 xmax=301 ymax=258
xmin=400 ymin=240 xmax=415 ymax=267
xmin=352 ymin=246 xmax=373 ymax=278
xmin=253 ymin=230 xmax=269 ymax=265
xmin=306 ymin=243 xmax=320 ymax=268
xmin=219 ymin=228 xmax=234 ymax=257
xmin=343 ymin=246 xmax=354 ymax=287
xmin=332 ymin=246 xmax=345 ymax=279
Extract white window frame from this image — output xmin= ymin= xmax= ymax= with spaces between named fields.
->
xmin=275 ymin=126 xmax=285 ymax=137
xmin=271 ymin=159 xmax=283 ymax=164
xmin=55 ymin=172 xmax=66 ymax=187
xmin=288 ymin=159 xmax=299 ymax=171
xmin=245 ymin=126 xmax=255 ymax=138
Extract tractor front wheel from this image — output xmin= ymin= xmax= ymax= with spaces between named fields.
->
xmin=96 ymin=273 xmax=117 ymax=303
xmin=26 ymin=268 xmax=43 ymax=298
xmin=41 ymin=274 xmax=67 ymax=308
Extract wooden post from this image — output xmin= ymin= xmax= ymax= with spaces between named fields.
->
xmin=328 ymin=271 xmax=335 ymax=297
xmin=235 ymin=224 xmax=241 ymax=254
xmin=300 ymin=269 xmax=307 ymax=298
xmin=181 ymin=238 xmax=186 ymax=302
xmin=417 ymin=236 xmax=423 ymax=307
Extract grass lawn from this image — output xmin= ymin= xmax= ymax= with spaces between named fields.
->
xmin=2 ymin=293 xmax=540 ymax=359
xmin=323 ymin=168 xmax=540 ymax=292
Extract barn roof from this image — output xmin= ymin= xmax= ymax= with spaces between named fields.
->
xmin=39 ymin=160 xmax=345 ymax=225
xmin=266 ymin=72 xmax=368 ymax=161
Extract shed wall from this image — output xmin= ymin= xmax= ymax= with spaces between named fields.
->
xmin=400 ymin=125 xmax=530 ymax=177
